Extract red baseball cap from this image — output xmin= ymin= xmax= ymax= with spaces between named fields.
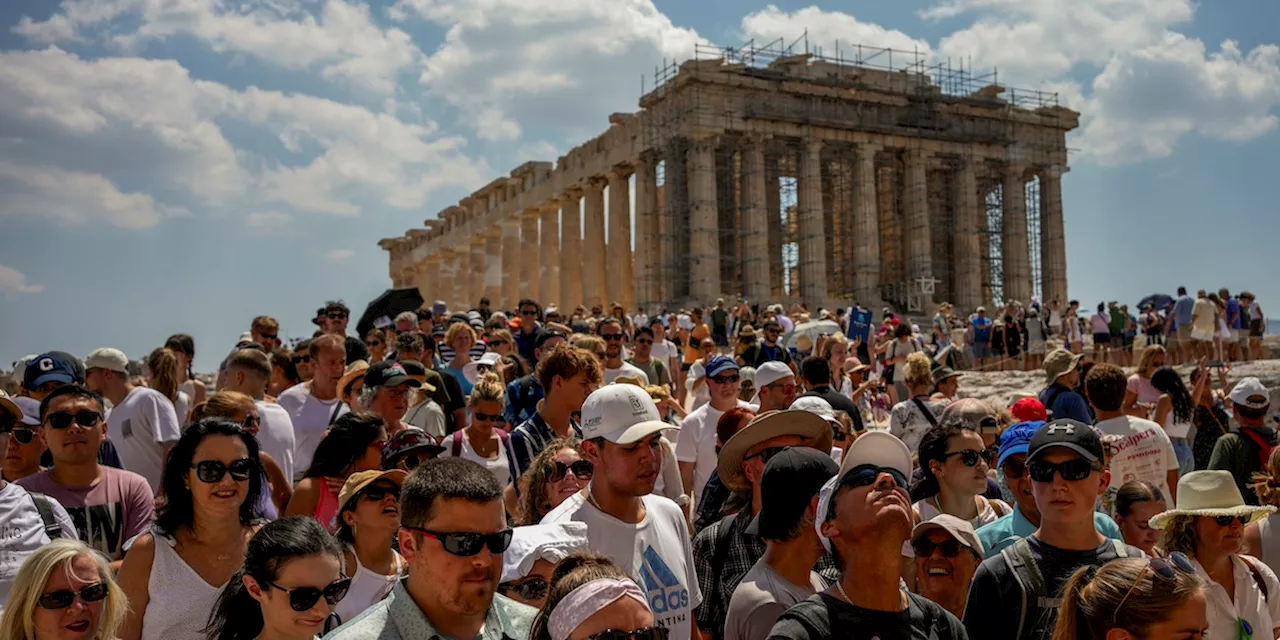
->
xmin=1010 ymin=397 xmax=1048 ymax=422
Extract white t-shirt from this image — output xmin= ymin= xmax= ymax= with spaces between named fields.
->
xmin=604 ymin=362 xmax=651 ymax=386
xmin=106 ymin=386 xmax=182 ymax=492
xmin=174 ymin=390 xmax=191 ymax=425
xmin=276 ymin=384 xmax=349 ymax=477
xmin=441 ymin=432 xmax=512 ymax=487
xmin=651 ymin=341 xmax=679 ymax=371
xmin=676 ymin=400 xmax=753 ymax=499
xmin=1095 ymin=415 xmax=1179 ymax=513
xmin=255 ymin=401 xmax=296 ymax=484
xmin=542 ymin=493 xmax=702 ymax=640
xmin=1195 ymin=554 xmax=1280 ymax=640
xmin=0 ymin=482 xmax=77 ymax=615
xmin=404 ymin=400 xmax=447 ymax=440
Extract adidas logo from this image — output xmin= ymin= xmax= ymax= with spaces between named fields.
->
xmin=639 ymin=546 xmax=689 ymax=615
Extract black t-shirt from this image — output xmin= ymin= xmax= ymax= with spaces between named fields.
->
xmin=801 ymin=387 xmax=865 ymax=432
xmin=769 ymin=592 xmax=967 ymax=640
xmin=435 ymin=371 xmax=466 ymax=433
xmin=344 ymin=335 xmax=370 ymax=366
xmin=963 ymin=536 xmax=1142 ymax=640
xmin=741 ymin=343 xmax=792 ymax=368
xmin=711 ymin=308 xmax=729 ymax=331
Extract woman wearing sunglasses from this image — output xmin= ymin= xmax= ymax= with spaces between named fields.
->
xmin=1052 ymin=554 xmax=1207 ymax=640
xmin=190 ymin=391 xmax=291 ymax=515
xmin=283 ymin=412 xmax=388 ymax=533
xmin=514 ymin=439 xmax=591 ymax=526
xmin=364 ymin=331 xmax=387 ymax=364
xmin=499 ymin=523 xmax=589 ymax=608
xmin=530 ymin=553 xmax=666 ymax=640
xmin=117 ymin=418 xmax=267 ymax=640
xmin=331 ymin=471 xmax=406 ymax=626
xmin=441 ymin=373 xmax=517 ymax=488
xmin=206 ymin=517 xmax=349 ymax=640
xmin=1151 ymin=470 xmax=1280 ymax=640
xmin=0 ymin=538 xmax=124 ymax=640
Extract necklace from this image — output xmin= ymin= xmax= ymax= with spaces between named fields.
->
xmin=836 ymin=579 xmax=852 ymax=603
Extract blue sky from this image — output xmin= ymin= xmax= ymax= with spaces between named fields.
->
xmin=2 ymin=0 xmax=1279 ymax=372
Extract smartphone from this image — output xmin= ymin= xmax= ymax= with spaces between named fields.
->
xmin=1207 ymin=360 xmax=1225 ymax=369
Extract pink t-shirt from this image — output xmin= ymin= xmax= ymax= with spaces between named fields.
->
xmin=18 ymin=467 xmax=155 ymax=561
xmin=1127 ymin=374 xmax=1162 ymax=405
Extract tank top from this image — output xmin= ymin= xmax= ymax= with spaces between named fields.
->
xmin=336 ymin=544 xmax=403 ymax=624
xmin=1257 ymin=515 xmax=1280 ymax=577
xmin=141 ymin=529 xmax=228 ymax=640
xmin=315 ymin=485 xmax=340 ymax=533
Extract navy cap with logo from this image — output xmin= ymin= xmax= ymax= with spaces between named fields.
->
xmin=363 ymin=361 xmax=423 ymax=390
xmin=23 ymin=353 xmax=78 ymax=390
xmin=1027 ymin=418 xmax=1105 ymax=464
xmin=705 ymin=356 xmax=740 ymax=378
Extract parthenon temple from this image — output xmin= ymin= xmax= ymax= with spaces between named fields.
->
xmin=381 ymin=40 xmax=1078 ymax=314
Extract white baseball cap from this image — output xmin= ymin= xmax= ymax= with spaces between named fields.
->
xmin=838 ymin=430 xmax=912 ymax=479
xmin=85 ymin=348 xmax=129 ymax=374
xmin=580 ymin=384 xmax=677 ymax=444
xmin=1229 ymin=377 xmax=1271 ymax=410
xmin=749 ymin=361 xmax=795 ymax=404
xmin=790 ymin=395 xmax=838 ymax=425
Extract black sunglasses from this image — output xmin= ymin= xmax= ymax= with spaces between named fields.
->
xmin=260 ymin=333 xmax=279 ymax=341
xmin=1113 ymin=552 xmax=1195 ymax=624
xmin=264 ymin=577 xmax=351 ymax=611
xmin=746 ymin=446 xmax=791 ymax=465
xmin=361 ymin=485 xmax=399 ymax=502
xmin=1001 ymin=458 xmax=1028 ymax=479
xmin=548 ymin=459 xmax=594 ymax=482
xmin=841 ymin=464 xmax=909 ymax=490
xmin=601 ymin=334 xmax=624 ymax=342
xmin=472 ymin=411 xmax=502 ymax=423
xmin=499 ymin=576 xmax=549 ymax=601
xmin=636 ymin=338 xmax=653 ymax=345
xmin=912 ymin=538 xmax=966 ymax=559
xmin=45 ymin=411 xmax=102 ymax=430
xmin=942 ymin=448 xmax=996 ymax=468
xmin=1213 ymin=515 xmax=1250 ymax=527
xmin=1027 ymin=458 xmax=1100 ymax=483
xmin=327 ymin=313 xmax=348 ymax=320
xmin=192 ymin=458 xmax=256 ymax=483
xmin=38 ymin=583 xmax=109 ymax=610
xmin=9 ymin=427 xmax=36 ymax=445
xmin=404 ymin=526 xmax=514 ymax=556
xmin=709 ymin=374 xmax=740 ymax=384
xmin=295 ymin=355 xmax=312 ymax=363
xmin=587 ymin=627 xmax=670 ymax=640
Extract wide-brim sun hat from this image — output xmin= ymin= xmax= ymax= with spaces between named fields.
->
xmin=1043 ymin=348 xmax=1084 ymax=385
xmin=1147 ymin=470 xmax=1276 ymax=531
xmin=463 ymin=352 xmax=503 ymax=384
xmin=0 ymin=390 xmax=21 ymax=423
xmin=718 ymin=409 xmax=833 ymax=492
xmin=338 ymin=360 xmax=370 ymax=396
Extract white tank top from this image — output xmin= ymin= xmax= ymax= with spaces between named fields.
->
xmin=1257 ymin=515 xmax=1280 ymax=577
xmin=335 ymin=545 xmax=403 ymax=625
xmin=141 ymin=529 xmax=227 ymax=640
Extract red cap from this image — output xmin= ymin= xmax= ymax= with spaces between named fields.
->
xmin=1010 ymin=397 xmax=1048 ymax=422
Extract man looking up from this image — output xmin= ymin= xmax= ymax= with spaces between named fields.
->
xmin=678 ymin=356 xmax=753 ymax=499
xmin=508 ymin=344 xmax=601 ymax=477
xmin=1210 ymin=377 xmax=1278 ymax=504
xmin=84 ymin=348 xmax=179 ymax=492
xmin=750 ymin=362 xmax=797 ymax=413
xmin=221 ymin=349 xmax=296 ymax=483
xmin=277 ymin=334 xmax=348 ymax=475
xmin=599 ymin=318 xmax=649 ymax=385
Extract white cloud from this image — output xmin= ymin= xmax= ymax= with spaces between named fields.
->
xmin=326 ymin=248 xmax=355 ymax=260
xmin=740 ymin=5 xmax=932 ymax=58
xmin=246 ymin=211 xmax=294 ymax=230
xmin=0 ymin=160 xmax=172 ymax=228
xmin=0 ymin=265 xmax=45 ymax=295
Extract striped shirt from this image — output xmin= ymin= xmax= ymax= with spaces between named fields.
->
xmin=509 ymin=413 xmax=582 ymax=479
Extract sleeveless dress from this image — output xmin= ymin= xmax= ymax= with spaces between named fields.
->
xmin=335 ymin=544 xmax=403 ymax=624
xmin=315 ymin=485 xmax=340 ymax=533
xmin=140 ymin=529 xmax=228 ymax=640
xmin=1256 ymin=515 xmax=1280 ymax=577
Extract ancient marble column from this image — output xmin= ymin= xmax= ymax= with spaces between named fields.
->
xmin=953 ymin=159 xmax=983 ymax=311
xmin=469 ymin=236 xmax=486 ymax=309
xmin=852 ymin=144 xmax=881 ymax=304
xmin=606 ymin=167 xmax=634 ymax=311
xmin=415 ymin=258 xmax=436 ymax=304
xmin=483 ymin=229 xmax=502 ymax=305
xmin=1002 ymin=169 xmax=1032 ymax=304
xmin=582 ymin=178 xmax=607 ymax=310
xmin=687 ymin=138 xmax=720 ymax=302
xmin=560 ymin=188 xmax=584 ymax=310
xmin=436 ymin=249 xmax=456 ymax=310
xmin=797 ymin=139 xmax=827 ymax=304
xmin=633 ymin=155 xmax=658 ymax=311
xmin=1040 ymin=166 xmax=1068 ymax=305
xmin=539 ymin=199 xmax=561 ymax=309
xmin=904 ymin=148 xmax=934 ymax=286
xmin=502 ymin=218 xmax=521 ymax=310
xmin=520 ymin=209 xmax=540 ymax=302
xmin=741 ymin=137 xmax=769 ymax=303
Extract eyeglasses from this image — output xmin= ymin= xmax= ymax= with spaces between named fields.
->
xmin=912 ymin=538 xmax=966 ymax=559
xmin=746 ymin=446 xmax=791 ymax=464
xmin=191 ymin=459 xmax=256 ymax=483
xmin=1112 ymin=552 xmax=1195 ymax=624
xmin=472 ymin=411 xmax=502 ymax=423
xmin=520 ymin=309 xmax=538 ymax=317
xmin=361 ymin=485 xmax=399 ymax=502
xmin=709 ymin=374 xmax=740 ymax=385
xmin=586 ymin=627 xmax=670 ymax=640
xmin=264 ymin=577 xmax=351 ymax=611
xmin=1027 ymin=458 xmax=1100 ymax=483
xmin=942 ymin=449 xmax=996 ymax=468
xmin=498 ymin=576 xmax=548 ymax=601
xmin=841 ymin=464 xmax=909 ymax=490
xmin=45 ymin=411 xmax=103 ymax=430
xmin=1213 ymin=515 xmax=1250 ymax=527
xmin=5 ymin=427 xmax=37 ymax=445
xmin=601 ymin=334 xmax=624 ymax=342
xmin=548 ymin=459 xmax=594 ymax=482
xmin=403 ymin=526 xmax=514 ymax=556
xmin=37 ymin=583 xmax=109 ymax=610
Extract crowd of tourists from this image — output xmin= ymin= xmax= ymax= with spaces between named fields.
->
xmin=0 ymin=290 xmax=1277 ymax=640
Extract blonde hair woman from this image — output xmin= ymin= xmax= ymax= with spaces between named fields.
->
xmin=1122 ymin=344 xmax=1166 ymax=417
xmin=146 ymin=347 xmax=190 ymax=424
xmin=440 ymin=372 xmax=517 ymax=487
xmin=0 ymin=539 xmax=127 ymax=640
xmin=1052 ymin=555 xmax=1205 ymax=640
xmin=888 ymin=352 xmax=943 ymax=453
xmin=442 ymin=323 xmax=478 ymax=396
xmin=1245 ymin=447 xmax=1280 ymax=576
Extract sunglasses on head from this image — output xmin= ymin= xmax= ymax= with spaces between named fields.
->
xmin=498 ymin=576 xmax=548 ymax=601
xmin=587 ymin=627 xmax=670 ymax=640
xmin=192 ymin=459 xmax=256 ymax=483
xmin=1112 ymin=552 xmax=1195 ymax=624
xmin=1027 ymin=458 xmax=1100 ymax=483
xmin=710 ymin=374 xmax=740 ymax=385
xmin=912 ymin=538 xmax=966 ymax=559
xmin=37 ymin=583 xmax=109 ymax=610
xmin=264 ymin=577 xmax=351 ymax=611
xmin=45 ymin=411 xmax=102 ymax=430
xmin=1213 ymin=515 xmax=1250 ymax=527
xmin=548 ymin=459 xmax=593 ymax=482
xmin=841 ymin=464 xmax=909 ymax=490
xmin=942 ymin=448 xmax=996 ymax=468
xmin=404 ymin=526 xmax=513 ymax=556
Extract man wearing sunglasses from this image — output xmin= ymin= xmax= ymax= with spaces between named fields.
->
xmin=964 ymin=420 xmax=1143 ymax=640
xmin=17 ymin=385 xmax=153 ymax=571
xmin=770 ymin=431 xmax=966 ymax=639
xmin=542 ymin=384 xmax=699 ymax=640
xmin=3 ymin=396 xmax=44 ymax=482
xmin=84 ymin=347 xmax=180 ymax=492
xmin=513 ymin=299 xmax=543 ymax=366
xmin=737 ymin=321 xmax=793 ymax=371
xmin=678 ymin=357 xmax=752 ymax=501
xmin=627 ymin=327 xmax=673 ymax=393
xmin=328 ymin=457 xmax=535 ymax=640
xmin=748 ymin=361 xmax=797 ymax=413
xmin=599 ymin=318 xmax=650 ymax=386
xmin=321 ymin=300 xmax=372 ymax=367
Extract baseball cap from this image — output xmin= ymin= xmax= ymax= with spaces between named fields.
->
xmin=48 ymin=351 xmax=86 ymax=384
xmin=337 ymin=469 xmax=408 ymax=512
xmin=84 ymin=348 xmax=129 ymax=375
xmin=535 ymin=327 xmax=567 ymax=350
xmin=704 ymin=356 xmax=739 ymax=378
xmin=997 ymin=421 xmax=1046 ymax=467
xmin=13 ymin=396 xmax=41 ymax=427
xmin=746 ymin=447 xmax=839 ymax=538
xmin=432 ymin=301 xmax=448 ymax=316
xmin=579 ymin=384 xmax=676 ymax=444
xmin=380 ymin=427 xmax=445 ymax=469
xmin=911 ymin=514 xmax=984 ymax=557
xmin=790 ymin=396 xmax=838 ymax=425
xmin=938 ymin=398 xmax=1000 ymax=434
xmin=837 ymin=430 xmax=913 ymax=479
xmin=1010 ymin=397 xmax=1048 ymax=422
xmin=1026 ymin=418 xmax=1104 ymax=464
xmin=24 ymin=352 xmax=79 ymax=389
xmin=363 ymin=361 xmax=422 ymax=390
xmin=749 ymin=361 xmax=793 ymax=404
xmin=397 ymin=361 xmax=436 ymax=393
xmin=1230 ymin=377 xmax=1271 ymax=410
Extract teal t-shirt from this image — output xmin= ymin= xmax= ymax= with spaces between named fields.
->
xmin=975 ymin=505 xmax=1125 ymax=558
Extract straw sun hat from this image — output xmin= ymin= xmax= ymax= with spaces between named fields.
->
xmin=1147 ymin=470 xmax=1276 ymax=531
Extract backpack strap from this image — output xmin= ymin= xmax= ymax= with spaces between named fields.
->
xmin=29 ymin=492 xmax=62 ymax=540
xmin=706 ymin=512 xmax=740 ymax=640
xmin=1002 ymin=537 xmax=1057 ymax=639
xmin=496 ymin=429 xmax=519 ymax=486
xmin=911 ymin=397 xmax=940 ymax=429
xmin=451 ymin=430 xmax=464 ymax=457
xmin=1112 ymin=540 xmax=1130 ymax=558
xmin=1242 ymin=555 xmax=1271 ymax=603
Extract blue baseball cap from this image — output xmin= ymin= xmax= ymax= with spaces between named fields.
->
xmin=997 ymin=420 xmax=1047 ymax=467
xmin=23 ymin=353 xmax=77 ymax=390
xmin=705 ymin=356 xmax=740 ymax=378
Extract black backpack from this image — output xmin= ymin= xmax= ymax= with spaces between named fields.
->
xmin=28 ymin=491 xmax=63 ymax=540
xmin=1001 ymin=538 xmax=1130 ymax=640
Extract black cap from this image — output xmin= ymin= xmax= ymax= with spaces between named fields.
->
xmin=535 ymin=327 xmax=567 ymax=350
xmin=747 ymin=448 xmax=839 ymax=540
xmin=363 ymin=361 xmax=422 ymax=390
xmin=399 ymin=360 xmax=427 ymax=377
xmin=1027 ymin=418 xmax=1104 ymax=464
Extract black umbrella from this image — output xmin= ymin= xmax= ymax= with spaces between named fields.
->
xmin=356 ymin=288 xmax=424 ymax=338
xmin=1137 ymin=293 xmax=1174 ymax=312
